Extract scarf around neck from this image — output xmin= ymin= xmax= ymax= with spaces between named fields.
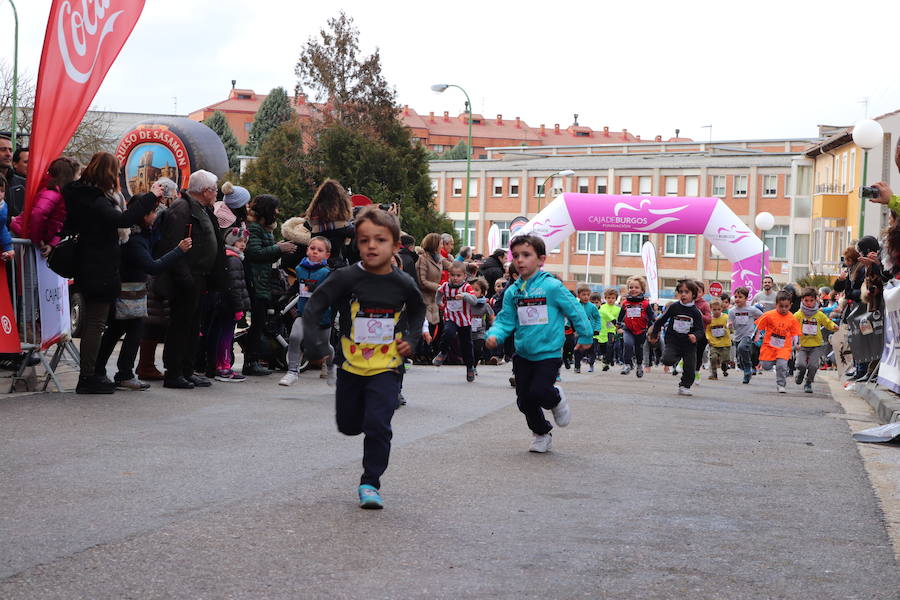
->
xmin=800 ymin=303 xmax=820 ymax=317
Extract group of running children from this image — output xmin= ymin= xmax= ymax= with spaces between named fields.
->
xmin=282 ymin=208 xmax=837 ymax=509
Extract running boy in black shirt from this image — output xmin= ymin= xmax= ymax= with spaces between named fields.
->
xmin=647 ymin=279 xmax=704 ymax=396
xmin=303 ymin=207 xmax=426 ymax=509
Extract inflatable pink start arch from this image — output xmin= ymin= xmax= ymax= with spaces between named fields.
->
xmin=514 ymin=193 xmax=770 ymax=296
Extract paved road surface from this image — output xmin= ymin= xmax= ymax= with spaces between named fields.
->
xmin=1 ymin=363 xmax=897 ymax=599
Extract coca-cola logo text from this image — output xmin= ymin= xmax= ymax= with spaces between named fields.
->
xmin=56 ymin=1 xmax=125 ymax=84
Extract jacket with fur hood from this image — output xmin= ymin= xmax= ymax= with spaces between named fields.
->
xmin=279 ymin=216 xmax=311 ymax=274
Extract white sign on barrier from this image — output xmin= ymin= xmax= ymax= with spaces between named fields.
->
xmin=35 ymin=249 xmax=71 ymax=349
xmin=878 ymin=283 xmax=900 ymax=393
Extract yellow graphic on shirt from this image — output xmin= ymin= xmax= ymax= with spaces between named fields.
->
xmin=341 ymin=299 xmax=403 ymax=376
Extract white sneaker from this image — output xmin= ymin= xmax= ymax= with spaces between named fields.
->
xmin=279 ymin=371 xmax=299 ymax=386
xmin=777 ymin=385 xmax=787 ymax=394
xmin=326 ymin=364 xmax=337 ymax=387
xmin=529 ymin=433 xmax=552 ymax=453
xmin=551 ymin=385 xmax=571 ymax=427
xmin=678 ymin=386 xmax=693 ymax=396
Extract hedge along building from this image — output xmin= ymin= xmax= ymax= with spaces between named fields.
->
xmin=428 ymin=138 xmax=818 ymax=297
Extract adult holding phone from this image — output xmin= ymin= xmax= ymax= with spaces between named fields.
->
xmin=154 ymin=170 xmax=225 ymax=389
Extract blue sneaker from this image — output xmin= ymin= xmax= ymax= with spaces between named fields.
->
xmin=358 ymin=484 xmax=384 ymax=509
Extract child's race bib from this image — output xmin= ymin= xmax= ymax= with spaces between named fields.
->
xmin=298 ymin=281 xmax=312 ymax=298
xmin=802 ymin=320 xmax=818 ymax=336
xmin=860 ymin=320 xmax=874 ymax=335
xmin=447 ymin=299 xmax=463 ymax=313
xmin=769 ymin=334 xmax=786 ymax=348
xmin=353 ymin=309 xmax=395 ymax=344
xmin=711 ymin=326 xmax=726 ymax=338
xmin=673 ymin=315 xmax=693 ymax=334
xmin=517 ymin=297 xmax=549 ymax=326
xmin=626 ymin=306 xmax=643 ymax=319
xmin=471 ymin=317 xmax=482 ymax=331
xmin=734 ymin=313 xmax=749 ymax=326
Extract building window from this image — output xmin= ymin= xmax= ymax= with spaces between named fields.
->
xmin=712 ymin=175 xmax=726 ymax=197
xmin=430 ymin=179 xmax=439 ymax=193
xmin=685 ymin=176 xmax=699 ymax=197
xmin=453 ymin=220 xmax=476 ymax=246
xmin=433 ymin=144 xmax=444 ymax=153
xmin=849 ymin=150 xmax=856 ymax=190
xmin=785 ymin=174 xmax=793 ymax=198
xmin=492 ymin=178 xmax=503 ymax=197
xmin=639 ymin=176 xmax=652 ymax=195
xmin=763 ymin=175 xmax=777 ymax=197
xmin=665 ymin=177 xmax=678 ymax=196
xmin=733 ymin=175 xmax=748 ymax=197
xmin=578 ymin=177 xmax=589 ymax=193
xmin=619 ymin=177 xmax=632 ymax=195
xmin=551 ymin=177 xmax=563 ymax=195
xmin=664 ymin=234 xmax=697 ymax=257
xmin=492 ymin=220 xmax=512 ymax=249
xmin=764 ymin=225 xmax=789 ymax=260
xmin=536 ymin=181 xmax=545 ymax=197
xmin=596 ymin=176 xmax=608 ymax=194
xmin=585 ymin=273 xmax=604 ymax=285
xmin=576 ymin=231 xmax=606 ymax=254
xmin=244 ymin=122 xmax=252 ymax=133
xmin=619 ymin=233 xmax=649 ymax=255
xmin=452 ymin=178 xmax=462 ymax=196
xmin=509 ymin=178 xmax=519 ymax=196
xmin=469 ymin=179 xmax=477 ymax=196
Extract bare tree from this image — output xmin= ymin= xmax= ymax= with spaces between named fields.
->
xmin=1 ymin=60 xmax=116 ymax=162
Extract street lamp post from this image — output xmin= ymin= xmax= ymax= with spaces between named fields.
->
xmin=6 ymin=0 xmax=18 ymax=152
xmin=538 ymin=169 xmax=575 ymax=213
xmin=431 ymin=83 xmax=473 ymax=246
xmin=755 ymin=212 xmax=774 ymax=294
xmin=711 ymin=243 xmax=724 ymax=282
xmin=851 ymin=118 xmax=884 ymax=236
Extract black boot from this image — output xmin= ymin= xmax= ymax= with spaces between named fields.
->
xmin=76 ymin=375 xmax=116 ymax=395
xmin=242 ymin=361 xmax=272 ymax=376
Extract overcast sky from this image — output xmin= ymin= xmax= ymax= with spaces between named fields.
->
xmin=3 ymin=0 xmax=899 ymax=142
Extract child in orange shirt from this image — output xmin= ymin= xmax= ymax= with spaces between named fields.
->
xmin=754 ymin=291 xmax=801 ymax=394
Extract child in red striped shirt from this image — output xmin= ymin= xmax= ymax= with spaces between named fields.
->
xmin=432 ymin=262 xmax=477 ymax=382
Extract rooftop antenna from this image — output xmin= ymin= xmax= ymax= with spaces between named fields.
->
xmin=573 ymin=113 xmax=579 ymax=126
xmin=231 ymin=79 xmax=236 ymax=89
xmin=701 ymin=124 xmax=712 ymax=143
xmin=859 ymin=97 xmax=870 ymax=118
xmin=675 ymin=128 xmax=680 ymax=139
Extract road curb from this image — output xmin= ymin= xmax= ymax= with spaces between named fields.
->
xmin=855 ymin=384 xmax=900 ymax=424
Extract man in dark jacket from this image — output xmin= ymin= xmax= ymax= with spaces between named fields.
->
xmin=398 ymin=234 xmax=419 ymax=284
xmin=155 ymin=170 xmax=224 ymax=389
xmin=0 ymin=136 xmax=25 ymax=217
xmin=479 ymin=248 xmax=506 ymax=292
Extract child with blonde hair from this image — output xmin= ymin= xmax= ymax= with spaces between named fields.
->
xmin=615 ymin=276 xmax=655 ymax=377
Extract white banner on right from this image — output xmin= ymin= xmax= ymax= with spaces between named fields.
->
xmin=877 ymin=283 xmax=900 ymax=394
xmin=35 ymin=249 xmax=71 ymax=350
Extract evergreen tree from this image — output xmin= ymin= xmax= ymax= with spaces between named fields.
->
xmin=241 ymin=121 xmax=319 ymax=218
xmin=202 ymin=110 xmax=242 ymax=173
xmin=290 ymin=11 xmax=455 ymax=241
xmin=245 ymin=87 xmax=294 ymax=156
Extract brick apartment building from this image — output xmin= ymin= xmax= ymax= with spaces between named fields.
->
xmin=428 ymin=139 xmax=818 ymax=295
xmin=188 ymin=87 xmax=676 ymax=156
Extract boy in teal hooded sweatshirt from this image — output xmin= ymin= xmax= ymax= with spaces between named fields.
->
xmin=486 ymin=235 xmax=593 ymax=453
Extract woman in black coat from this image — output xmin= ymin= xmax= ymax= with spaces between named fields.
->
xmin=63 ymin=152 xmax=158 ymax=394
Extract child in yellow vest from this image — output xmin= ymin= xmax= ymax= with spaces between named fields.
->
xmin=793 ymin=287 xmax=837 ymax=393
xmin=705 ymin=298 xmax=731 ymax=380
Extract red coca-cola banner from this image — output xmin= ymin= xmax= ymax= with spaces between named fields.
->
xmin=22 ymin=1 xmax=146 ymax=233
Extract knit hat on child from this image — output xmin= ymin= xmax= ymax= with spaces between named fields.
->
xmin=222 ymin=181 xmax=250 ymax=209
xmin=213 ymin=201 xmax=236 ymax=229
xmin=225 ymin=224 xmax=250 ymax=247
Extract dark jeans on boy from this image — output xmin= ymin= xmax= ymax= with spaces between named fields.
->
xmin=336 ymin=369 xmax=401 ymax=489
xmin=563 ymin=333 xmax=575 ymax=368
xmin=736 ymin=337 xmax=754 ymax=373
xmin=574 ymin=344 xmax=595 ymax=367
xmin=439 ymin=321 xmax=473 ymax=367
xmin=513 ymin=356 xmax=563 ymax=435
xmin=661 ymin=338 xmax=697 ymax=389
xmin=623 ymin=330 xmax=646 ymax=366
xmin=163 ymin=283 xmax=202 ymax=380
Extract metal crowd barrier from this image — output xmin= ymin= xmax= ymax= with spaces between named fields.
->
xmin=8 ymin=238 xmax=80 ymax=392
